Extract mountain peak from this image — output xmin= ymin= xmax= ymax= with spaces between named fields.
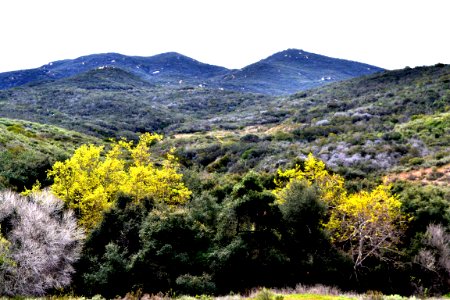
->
xmin=218 ymin=49 xmax=384 ymax=95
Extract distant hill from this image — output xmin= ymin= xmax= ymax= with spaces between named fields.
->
xmin=0 ymin=49 xmax=383 ymax=95
xmin=217 ymin=49 xmax=384 ymax=94
xmin=0 ymin=52 xmax=228 ymax=90
xmin=0 ymin=67 xmax=274 ymax=138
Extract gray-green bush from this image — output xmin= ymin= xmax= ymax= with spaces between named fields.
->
xmin=0 ymin=190 xmax=84 ymax=296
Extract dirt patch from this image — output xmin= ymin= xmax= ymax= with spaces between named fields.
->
xmin=386 ymin=163 xmax=450 ymax=186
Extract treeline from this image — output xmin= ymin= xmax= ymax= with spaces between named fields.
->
xmin=0 ymin=135 xmax=449 ymax=298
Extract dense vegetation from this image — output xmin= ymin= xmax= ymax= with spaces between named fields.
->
xmin=1 ymin=138 xmax=449 ymax=298
xmin=0 ymin=62 xmax=449 ymax=298
xmin=0 ymin=118 xmax=100 ymax=191
xmin=168 ymin=64 xmax=450 ymax=180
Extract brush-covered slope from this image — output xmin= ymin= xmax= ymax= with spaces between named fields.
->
xmin=168 ymin=64 xmax=450 ymax=178
xmin=1 ymin=56 xmax=446 ymax=180
xmin=0 ymin=67 xmax=274 ymax=138
xmin=218 ymin=49 xmax=384 ymax=94
xmin=0 ymin=50 xmax=383 ymax=95
xmin=0 ymin=117 xmax=100 ymax=191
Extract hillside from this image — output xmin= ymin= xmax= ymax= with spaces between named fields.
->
xmin=167 ymin=64 xmax=450 ymax=178
xmin=0 ymin=117 xmax=100 ymax=191
xmin=218 ymin=49 xmax=384 ymax=94
xmin=0 ymin=49 xmax=383 ymax=95
xmin=0 ymin=58 xmax=448 ymax=178
xmin=0 ymin=67 xmax=275 ymax=138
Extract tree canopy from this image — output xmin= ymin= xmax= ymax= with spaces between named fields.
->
xmin=48 ymin=133 xmax=191 ymax=231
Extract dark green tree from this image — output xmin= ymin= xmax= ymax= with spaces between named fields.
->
xmin=211 ymin=172 xmax=287 ymax=292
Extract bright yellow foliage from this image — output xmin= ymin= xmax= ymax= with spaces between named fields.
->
xmin=324 ymin=183 xmax=406 ymax=268
xmin=48 ymin=133 xmax=191 ymax=231
xmin=20 ymin=180 xmax=42 ymax=197
xmin=274 ymin=153 xmax=346 ymax=207
xmin=274 ymin=154 xmax=407 ymax=269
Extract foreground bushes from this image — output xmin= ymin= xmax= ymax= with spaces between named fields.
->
xmin=2 ymin=146 xmax=449 ymax=298
xmin=0 ymin=190 xmax=84 ymax=296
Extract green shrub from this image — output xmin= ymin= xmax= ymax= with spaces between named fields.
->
xmin=408 ymin=157 xmax=424 ymax=166
xmin=383 ymin=295 xmax=408 ymax=300
xmin=175 ymin=273 xmax=216 ymax=295
xmin=254 ymin=288 xmax=283 ymax=300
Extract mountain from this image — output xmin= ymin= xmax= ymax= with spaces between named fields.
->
xmin=0 ymin=52 xmax=229 ymax=90
xmin=0 ymin=50 xmax=384 ymax=94
xmin=217 ymin=49 xmax=384 ymax=94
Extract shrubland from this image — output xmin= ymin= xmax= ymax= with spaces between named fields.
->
xmin=2 ymin=135 xmax=447 ymax=298
xmin=0 ymin=64 xmax=449 ymax=298
xmin=0 ymin=118 xmax=100 ymax=192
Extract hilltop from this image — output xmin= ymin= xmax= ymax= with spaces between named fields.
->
xmin=0 ymin=52 xmax=228 ymax=90
xmin=0 ymin=49 xmax=383 ymax=95
xmin=219 ymin=49 xmax=384 ymax=94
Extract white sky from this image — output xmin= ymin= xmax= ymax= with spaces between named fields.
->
xmin=0 ymin=0 xmax=449 ymax=73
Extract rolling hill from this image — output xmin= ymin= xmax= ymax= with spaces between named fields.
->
xmin=0 ymin=49 xmax=383 ymax=95
xmin=166 ymin=63 xmax=450 ymax=178
xmin=0 ymin=66 xmax=275 ymax=138
xmin=0 ymin=49 xmax=447 ymax=180
xmin=0 ymin=52 xmax=228 ymax=90
xmin=0 ymin=117 xmax=101 ymax=191
xmin=219 ymin=49 xmax=384 ymax=94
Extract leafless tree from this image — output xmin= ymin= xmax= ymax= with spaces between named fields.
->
xmin=0 ymin=190 xmax=84 ymax=296
xmin=415 ymin=224 xmax=450 ymax=294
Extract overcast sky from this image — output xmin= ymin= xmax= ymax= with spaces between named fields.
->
xmin=0 ymin=0 xmax=448 ymax=73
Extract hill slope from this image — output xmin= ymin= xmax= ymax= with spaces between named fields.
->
xmin=0 ymin=52 xmax=228 ymax=90
xmin=218 ymin=49 xmax=384 ymax=94
xmin=0 ymin=67 xmax=275 ymax=138
xmin=1 ymin=56 xmax=447 ymax=178
xmin=0 ymin=50 xmax=383 ymax=95
xmin=167 ymin=64 xmax=450 ymax=177
xmin=0 ymin=117 xmax=100 ymax=191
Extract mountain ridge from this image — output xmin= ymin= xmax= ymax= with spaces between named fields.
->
xmin=0 ymin=49 xmax=384 ymax=94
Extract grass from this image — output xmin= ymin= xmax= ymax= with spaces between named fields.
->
xmin=282 ymin=294 xmax=355 ymax=300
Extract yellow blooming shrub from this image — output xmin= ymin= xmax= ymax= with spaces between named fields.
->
xmin=48 ymin=133 xmax=191 ymax=231
xmin=274 ymin=153 xmax=346 ymax=207
xmin=274 ymin=153 xmax=407 ymax=269
xmin=324 ymin=183 xmax=407 ymax=268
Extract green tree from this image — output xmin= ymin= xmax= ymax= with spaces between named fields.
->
xmin=278 ymin=179 xmax=351 ymax=286
xmin=212 ymin=172 xmax=287 ymax=292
